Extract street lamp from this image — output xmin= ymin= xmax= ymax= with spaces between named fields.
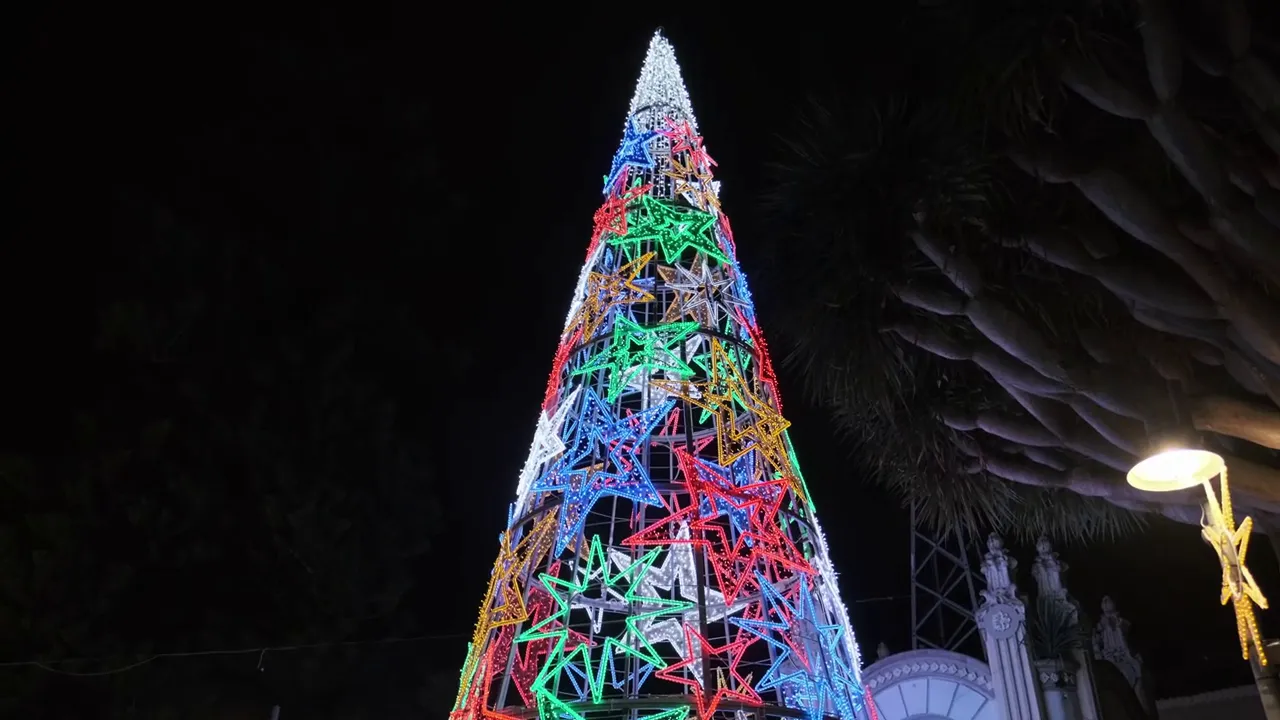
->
xmin=1127 ymin=441 xmax=1277 ymax=716
xmin=1127 ymin=444 xmax=1268 ymax=663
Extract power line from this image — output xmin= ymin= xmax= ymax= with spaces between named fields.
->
xmin=4 ymin=595 xmax=907 ymax=678
xmin=0 ymin=632 xmax=469 ymax=678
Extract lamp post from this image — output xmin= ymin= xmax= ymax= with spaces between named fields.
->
xmin=1127 ymin=446 xmax=1278 ymax=718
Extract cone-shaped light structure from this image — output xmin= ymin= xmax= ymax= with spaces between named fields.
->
xmin=451 ymin=30 xmax=867 ymax=720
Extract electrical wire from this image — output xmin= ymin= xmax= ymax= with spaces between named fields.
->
xmin=3 ymin=594 xmax=908 ymax=678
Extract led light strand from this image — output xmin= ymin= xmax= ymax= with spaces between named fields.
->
xmin=455 ymin=29 xmax=867 ymax=718
xmin=627 ymin=31 xmax=698 ymax=132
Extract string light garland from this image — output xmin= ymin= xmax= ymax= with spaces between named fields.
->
xmin=454 ymin=29 xmax=865 ymax=720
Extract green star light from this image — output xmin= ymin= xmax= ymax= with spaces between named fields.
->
xmin=518 ymin=535 xmax=692 ymax=713
xmin=572 ymin=316 xmax=698 ymax=402
xmin=611 ymin=195 xmax=727 ymax=264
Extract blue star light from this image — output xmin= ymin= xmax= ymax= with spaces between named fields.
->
xmin=604 ymin=118 xmax=658 ymax=193
xmin=687 ymin=454 xmax=768 ymax=536
xmin=731 ymin=575 xmax=862 ymax=719
xmin=533 ymin=388 xmax=674 ymax=553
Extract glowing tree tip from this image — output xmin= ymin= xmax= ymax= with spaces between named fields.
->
xmin=627 ymin=29 xmax=698 ymax=132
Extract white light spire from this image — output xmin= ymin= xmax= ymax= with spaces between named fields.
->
xmin=626 ymin=29 xmax=698 ymax=131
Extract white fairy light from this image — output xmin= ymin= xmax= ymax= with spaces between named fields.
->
xmin=626 ymin=30 xmax=698 ymax=133
xmin=511 ymin=386 xmax=580 ymax=519
xmin=808 ymin=517 xmax=865 ymax=678
xmin=563 ymin=243 xmax=606 ymax=332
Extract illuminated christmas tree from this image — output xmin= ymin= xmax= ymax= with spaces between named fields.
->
xmin=451 ymin=30 xmax=868 ymax=720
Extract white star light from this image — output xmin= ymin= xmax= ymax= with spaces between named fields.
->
xmin=627 ymin=31 xmax=698 ymax=132
xmin=512 ymin=386 xmax=581 ymax=519
xmin=607 ymin=522 xmax=748 ymax=682
xmin=660 ymin=258 xmax=750 ymax=329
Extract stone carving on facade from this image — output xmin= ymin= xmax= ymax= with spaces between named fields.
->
xmin=1032 ymin=537 xmax=1068 ymax=603
xmin=862 ymin=650 xmax=996 ymax=693
xmin=976 ymin=533 xmax=1046 ymax=720
xmin=1092 ymin=595 xmax=1149 ymax=714
xmin=1032 ymin=535 xmax=1100 ymax=720
xmin=1037 ymin=663 xmax=1078 ymax=689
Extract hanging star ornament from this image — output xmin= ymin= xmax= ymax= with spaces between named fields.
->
xmin=591 ymin=179 xmax=652 ymax=254
xmin=658 ymin=117 xmax=716 ymax=173
xmin=1201 ymin=468 xmax=1270 ymax=664
xmin=651 ymin=338 xmax=793 ymax=475
xmin=502 ymin=564 xmax=594 ymax=708
xmin=664 ymin=154 xmax=720 ymax=213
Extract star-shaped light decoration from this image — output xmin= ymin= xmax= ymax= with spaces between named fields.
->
xmin=564 ymin=251 xmax=657 ymax=344
xmin=533 ymin=388 xmax=675 ymax=554
xmin=520 ymin=535 xmax=690 ymax=707
xmin=732 ymin=574 xmax=861 ymax=719
xmin=449 ymin=641 xmax=522 ymax=720
xmin=606 ymin=519 xmax=750 ymax=684
xmin=655 ymin=625 xmax=761 ymax=720
xmin=453 ymin=512 xmax=559 ymax=712
xmin=657 ymin=255 xmax=750 ymax=328
xmin=591 ymin=179 xmax=652 ymax=255
xmin=679 ymin=448 xmax=775 ymax=536
xmin=572 ymin=316 xmax=698 ymax=403
xmin=621 ymin=333 xmax=706 ymax=409
xmin=664 ymin=154 xmax=720 ymax=213
xmin=658 ymin=117 xmax=717 ymax=174
xmin=561 ymin=238 xmax=607 ymax=342
xmin=693 ymin=475 xmax=812 ymax=607
xmin=512 ymin=387 xmax=581 ymax=520
xmin=1202 ymin=467 xmax=1270 ymax=664
xmin=652 ymin=338 xmax=792 ymax=474
xmin=618 ymin=194 xmax=727 ymax=265
xmin=499 ymin=563 xmax=595 ymax=708
xmin=604 ymin=117 xmax=658 ymax=193
xmin=623 ymin=462 xmax=812 ymax=608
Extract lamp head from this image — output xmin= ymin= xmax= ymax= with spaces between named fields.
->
xmin=1127 ymin=447 xmax=1225 ymax=493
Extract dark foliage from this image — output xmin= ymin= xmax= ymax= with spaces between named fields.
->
xmin=759 ymin=0 xmax=1178 ymax=542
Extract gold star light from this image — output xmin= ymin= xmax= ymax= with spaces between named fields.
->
xmin=652 ymin=339 xmax=793 ymax=478
xmin=1202 ymin=468 xmax=1270 ymax=664
xmin=565 ymin=251 xmax=657 ymax=342
xmin=455 ymin=512 xmax=559 ymax=710
xmin=664 ymin=154 xmax=720 ymax=212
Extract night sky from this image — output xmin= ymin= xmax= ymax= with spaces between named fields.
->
xmin=12 ymin=7 xmax=1275 ymax=707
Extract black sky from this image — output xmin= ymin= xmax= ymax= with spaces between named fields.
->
xmin=12 ymin=7 xmax=1274 ymax=704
